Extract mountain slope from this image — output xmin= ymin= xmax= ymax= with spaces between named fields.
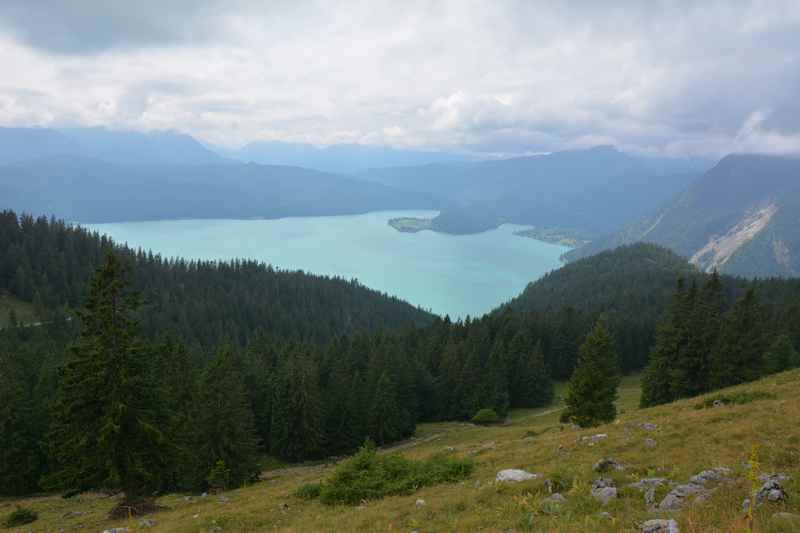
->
xmin=0 ymin=210 xmax=433 ymax=347
xmin=0 ymin=156 xmax=439 ymax=223
xmin=566 ymin=154 xmax=800 ymax=277
xmin=7 ymin=370 xmax=799 ymax=532
xmin=0 ymin=126 xmax=225 ymax=166
xmin=364 ymin=146 xmax=709 ymax=236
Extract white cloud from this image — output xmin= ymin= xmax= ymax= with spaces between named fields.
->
xmin=1 ymin=1 xmax=799 ymax=156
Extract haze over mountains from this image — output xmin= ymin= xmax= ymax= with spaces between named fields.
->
xmin=1 ymin=125 xmax=798 ymax=280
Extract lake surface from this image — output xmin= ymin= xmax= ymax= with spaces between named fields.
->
xmin=85 ymin=211 xmax=569 ymax=319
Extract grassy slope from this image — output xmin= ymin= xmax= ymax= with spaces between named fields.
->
xmin=0 ymin=294 xmax=37 ymax=328
xmin=3 ymin=372 xmax=799 ymax=532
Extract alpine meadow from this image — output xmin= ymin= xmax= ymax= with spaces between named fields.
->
xmin=2 ymin=2 xmax=800 ymax=532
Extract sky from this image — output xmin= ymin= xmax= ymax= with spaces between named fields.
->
xmin=1 ymin=0 xmax=799 ymax=157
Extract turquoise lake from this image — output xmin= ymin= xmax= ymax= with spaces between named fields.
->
xmin=85 ymin=211 xmax=569 ymax=319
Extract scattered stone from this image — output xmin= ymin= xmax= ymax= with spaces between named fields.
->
xmin=593 ymin=458 xmax=625 ymax=473
xmin=644 ymin=438 xmax=658 ymax=449
xmin=279 ymin=503 xmax=290 ymax=511
xmin=218 ymin=495 xmax=230 ymax=503
xmin=742 ymin=497 xmax=752 ymax=514
xmin=712 ymin=399 xmax=724 ymax=408
xmin=756 ymin=477 xmax=788 ymax=503
xmin=496 ymin=469 xmax=539 ymax=482
xmin=640 ymin=422 xmax=658 ymax=431
xmin=209 ymin=527 xmax=222 ymax=532
xmin=138 ymin=519 xmax=157 ymax=528
xmin=474 ymin=479 xmax=481 ymax=488
xmin=201 ymin=492 xmax=208 ymax=498
xmin=580 ymin=434 xmax=608 ymax=444
xmin=415 ymin=499 xmax=426 ymax=508
xmin=760 ymin=473 xmax=792 ymax=483
xmin=641 ymin=518 xmax=679 ymax=533
xmin=443 ymin=446 xmax=455 ymax=452
xmin=690 ymin=467 xmax=732 ymax=486
xmin=628 ymin=478 xmax=669 ymax=507
xmin=599 ymin=511 xmax=612 ymax=520
xmin=63 ymin=511 xmax=87 ymax=518
xmin=102 ymin=529 xmax=129 ymax=533
xmin=659 ymin=483 xmax=706 ymax=510
xmin=544 ymin=493 xmax=567 ymax=504
xmin=591 ymin=478 xmax=618 ymax=505
xmin=193 ymin=514 xmax=200 ymax=519
xmin=184 ymin=496 xmax=193 ymax=502
xmin=544 ymin=478 xmax=557 ymax=493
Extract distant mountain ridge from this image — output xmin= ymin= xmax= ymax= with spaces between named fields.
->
xmin=362 ymin=146 xmax=711 ymax=236
xmin=0 ymin=156 xmax=438 ymax=223
xmin=223 ymin=140 xmax=470 ymax=174
xmin=0 ymin=126 xmax=225 ymax=166
xmin=565 ymin=154 xmax=800 ymax=277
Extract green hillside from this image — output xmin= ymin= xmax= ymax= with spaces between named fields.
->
xmin=4 ymin=371 xmax=799 ymax=532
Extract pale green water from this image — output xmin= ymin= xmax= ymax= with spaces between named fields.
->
xmin=85 ymin=211 xmax=569 ymax=319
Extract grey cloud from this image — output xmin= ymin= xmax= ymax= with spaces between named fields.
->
xmin=1 ymin=1 xmax=800 ymax=156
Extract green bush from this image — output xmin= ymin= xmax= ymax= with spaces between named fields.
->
xmin=2 ymin=507 xmax=38 ymax=528
xmin=313 ymin=442 xmax=473 ymax=505
xmin=693 ymin=390 xmax=775 ymax=409
xmin=294 ymin=482 xmax=322 ymax=500
xmin=471 ymin=408 xmax=501 ymax=425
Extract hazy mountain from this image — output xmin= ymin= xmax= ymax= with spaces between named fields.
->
xmin=565 ymin=154 xmax=800 ymax=277
xmin=363 ymin=146 xmax=711 ymax=236
xmin=0 ymin=126 xmax=225 ymax=166
xmin=224 ymin=140 xmax=469 ymax=174
xmin=0 ymin=156 xmax=438 ymax=223
xmin=0 ymin=127 xmax=82 ymax=164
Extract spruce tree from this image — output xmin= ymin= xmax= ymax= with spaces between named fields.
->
xmin=763 ymin=334 xmax=798 ymax=374
xmin=709 ymin=289 xmax=766 ymax=389
xmin=0 ymin=356 xmax=44 ymax=496
xmin=269 ymin=348 xmax=324 ymax=461
xmin=45 ymin=253 xmax=167 ymax=514
xmin=561 ymin=320 xmax=620 ymax=427
xmin=368 ymin=371 xmax=404 ymax=445
xmin=194 ymin=347 xmax=260 ymax=490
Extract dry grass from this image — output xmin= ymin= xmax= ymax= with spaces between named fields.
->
xmin=3 ymin=371 xmax=799 ymax=532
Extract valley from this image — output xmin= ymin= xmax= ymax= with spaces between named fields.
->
xmin=84 ymin=211 xmax=569 ymax=319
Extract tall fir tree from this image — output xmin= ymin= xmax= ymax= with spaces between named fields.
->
xmin=763 ymin=334 xmax=799 ymax=374
xmin=269 ymin=348 xmax=324 ymax=461
xmin=709 ymin=289 xmax=766 ymax=389
xmin=45 ymin=253 xmax=167 ymax=514
xmin=561 ymin=320 xmax=620 ymax=427
xmin=194 ymin=346 xmax=260 ymax=490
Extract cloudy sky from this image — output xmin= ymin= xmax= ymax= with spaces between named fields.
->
xmin=1 ymin=0 xmax=799 ymax=157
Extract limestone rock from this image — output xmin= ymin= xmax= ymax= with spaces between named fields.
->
xmin=628 ymin=478 xmax=668 ymax=507
xmin=640 ymin=422 xmax=658 ymax=431
xmin=658 ymin=483 xmax=705 ymax=510
xmin=544 ymin=493 xmax=567 ymax=504
xmin=756 ymin=478 xmax=787 ymax=503
xmin=496 ymin=469 xmax=538 ymax=482
xmin=690 ymin=467 xmax=732 ymax=486
xmin=641 ymin=518 xmax=679 ymax=533
xmin=591 ymin=478 xmax=617 ymax=505
xmin=644 ymin=438 xmax=658 ymax=449
xmin=415 ymin=499 xmax=426 ymax=508
xmin=102 ymin=529 xmax=129 ymax=533
xmin=138 ymin=519 xmax=157 ymax=528
xmin=593 ymin=458 xmax=624 ymax=473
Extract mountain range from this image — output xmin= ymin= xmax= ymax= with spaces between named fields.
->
xmin=566 ymin=154 xmax=800 ymax=277
xmin=0 ymin=156 xmax=438 ymax=223
xmin=361 ymin=146 xmax=711 ymax=236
